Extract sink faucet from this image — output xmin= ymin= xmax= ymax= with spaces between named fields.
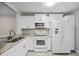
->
xmin=8 ymin=29 xmax=16 ymax=40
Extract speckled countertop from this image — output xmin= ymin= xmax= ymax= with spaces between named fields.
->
xmin=0 ymin=35 xmax=28 ymax=55
xmin=0 ymin=34 xmax=9 ymax=39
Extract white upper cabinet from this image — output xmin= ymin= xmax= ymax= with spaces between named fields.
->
xmin=21 ymin=14 xmax=49 ymax=29
xmin=35 ymin=14 xmax=49 ymax=28
xmin=21 ymin=16 xmax=35 ymax=29
xmin=35 ymin=14 xmax=46 ymax=22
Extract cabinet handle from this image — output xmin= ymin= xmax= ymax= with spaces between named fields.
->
xmin=23 ymin=44 xmax=26 ymax=48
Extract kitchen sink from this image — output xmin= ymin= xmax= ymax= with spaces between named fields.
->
xmin=0 ymin=37 xmax=24 ymax=43
xmin=0 ymin=37 xmax=24 ymax=51
xmin=7 ymin=37 xmax=24 ymax=43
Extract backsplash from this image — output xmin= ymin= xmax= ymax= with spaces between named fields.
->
xmin=21 ymin=29 xmax=34 ymax=36
xmin=0 ymin=16 xmax=16 ymax=36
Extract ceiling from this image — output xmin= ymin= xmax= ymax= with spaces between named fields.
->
xmin=9 ymin=2 xmax=79 ymax=14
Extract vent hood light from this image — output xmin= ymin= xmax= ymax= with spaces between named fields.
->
xmin=43 ymin=2 xmax=55 ymax=7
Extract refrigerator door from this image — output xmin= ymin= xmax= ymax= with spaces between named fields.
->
xmin=52 ymin=22 xmax=63 ymax=53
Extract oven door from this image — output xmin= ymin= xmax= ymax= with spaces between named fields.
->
xmin=34 ymin=37 xmax=47 ymax=49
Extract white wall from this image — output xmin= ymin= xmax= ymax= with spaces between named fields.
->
xmin=0 ymin=3 xmax=19 ymax=36
xmin=74 ymin=10 xmax=79 ymax=50
xmin=4 ymin=2 xmax=22 ymax=35
xmin=0 ymin=16 xmax=16 ymax=36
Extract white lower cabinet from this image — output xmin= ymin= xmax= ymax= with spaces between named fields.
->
xmin=1 ymin=38 xmax=28 ymax=56
xmin=47 ymin=37 xmax=51 ymax=50
xmin=28 ymin=37 xmax=34 ymax=50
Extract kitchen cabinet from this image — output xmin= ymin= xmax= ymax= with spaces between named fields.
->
xmin=1 ymin=38 xmax=28 ymax=56
xmin=47 ymin=37 xmax=51 ymax=50
xmin=28 ymin=37 xmax=34 ymax=50
xmin=35 ymin=14 xmax=49 ymax=28
xmin=20 ymin=14 xmax=49 ymax=29
xmin=21 ymin=16 xmax=35 ymax=29
xmin=35 ymin=14 xmax=46 ymax=22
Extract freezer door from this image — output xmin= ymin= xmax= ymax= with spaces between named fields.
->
xmin=52 ymin=22 xmax=63 ymax=53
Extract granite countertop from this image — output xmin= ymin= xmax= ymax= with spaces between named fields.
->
xmin=0 ymin=34 xmax=9 ymax=39
xmin=0 ymin=36 xmax=28 ymax=55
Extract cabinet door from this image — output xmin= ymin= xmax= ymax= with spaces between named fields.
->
xmin=35 ymin=14 xmax=49 ymax=28
xmin=28 ymin=37 xmax=34 ymax=50
xmin=52 ymin=23 xmax=63 ymax=53
xmin=45 ymin=16 xmax=49 ymax=28
xmin=24 ymin=38 xmax=28 ymax=55
xmin=21 ymin=16 xmax=28 ymax=28
xmin=47 ymin=37 xmax=51 ymax=50
xmin=35 ymin=14 xmax=47 ymax=22
xmin=21 ymin=16 xmax=35 ymax=29
xmin=50 ymin=14 xmax=63 ymax=53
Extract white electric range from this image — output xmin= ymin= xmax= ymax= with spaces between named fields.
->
xmin=33 ymin=28 xmax=51 ymax=52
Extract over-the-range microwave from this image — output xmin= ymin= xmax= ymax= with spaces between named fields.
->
xmin=35 ymin=23 xmax=45 ymax=28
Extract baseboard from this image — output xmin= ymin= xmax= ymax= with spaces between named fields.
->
xmin=28 ymin=50 xmax=34 ymax=52
xmin=34 ymin=49 xmax=48 ymax=52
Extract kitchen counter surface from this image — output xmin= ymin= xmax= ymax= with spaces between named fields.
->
xmin=0 ymin=36 xmax=28 ymax=55
xmin=0 ymin=34 xmax=9 ymax=39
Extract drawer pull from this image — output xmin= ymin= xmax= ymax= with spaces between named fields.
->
xmin=23 ymin=44 xmax=26 ymax=48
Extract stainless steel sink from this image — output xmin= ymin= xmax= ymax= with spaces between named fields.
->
xmin=7 ymin=37 xmax=24 ymax=43
xmin=0 ymin=37 xmax=24 ymax=43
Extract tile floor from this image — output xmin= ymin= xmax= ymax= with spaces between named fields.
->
xmin=27 ymin=51 xmax=79 ymax=56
